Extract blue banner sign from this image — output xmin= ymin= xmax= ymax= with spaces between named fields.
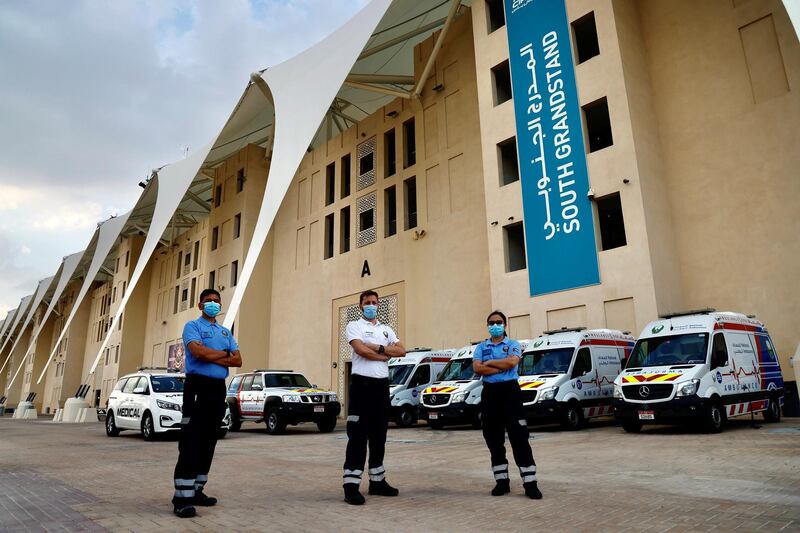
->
xmin=504 ymin=0 xmax=600 ymax=296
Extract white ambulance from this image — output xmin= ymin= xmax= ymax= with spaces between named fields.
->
xmin=518 ymin=328 xmax=634 ymax=429
xmin=105 ymin=368 xmax=232 ymax=441
xmin=419 ymin=341 xmax=533 ymax=429
xmin=388 ymin=348 xmax=457 ymax=427
xmin=613 ymin=310 xmax=785 ymax=433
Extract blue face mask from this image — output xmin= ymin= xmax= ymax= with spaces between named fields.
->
xmin=488 ymin=324 xmax=505 ymax=338
xmin=203 ymin=301 xmax=221 ymax=318
xmin=363 ymin=304 xmax=378 ymax=320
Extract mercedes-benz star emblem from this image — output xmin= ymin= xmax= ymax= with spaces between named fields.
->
xmin=639 ymin=386 xmax=650 ymax=398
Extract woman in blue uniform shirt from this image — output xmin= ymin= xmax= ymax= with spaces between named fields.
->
xmin=473 ymin=310 xmax=542 ymax=499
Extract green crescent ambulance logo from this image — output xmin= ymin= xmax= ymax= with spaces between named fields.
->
xmin=652 ymin=325 xmax=665 ymax=334
xmin=534 ymin=340 xmax=544 ymax=348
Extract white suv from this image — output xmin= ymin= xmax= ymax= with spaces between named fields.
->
xmin=105 ymin=369 xmax=231 ymax=441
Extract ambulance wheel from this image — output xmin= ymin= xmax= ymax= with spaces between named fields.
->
xmin=763 ymin=399 xmax=781 ymax=423
xmin=396 ymin=407 xmax=416 ymax=428
xmin=621 ymin=421 xmax=642 ymax=433
xmin=265 ymin=407 xmax=286 ymax=435
xmin=105 ymin=411 xmax=120 ymax=437
xmin=229 ymin=411 xmax=242 ymax=432
xmin=317 ymin=416 xmax=337 ymax=433
xmin=142 ymin=412 xmax=157 ymax=441
xmin=704 ymin=403 xmax=725 ymax=433
xmin=561 ymin=403 xmax=584 ymax=430
xmin=471 ymin=411 xmax=483 ymax=429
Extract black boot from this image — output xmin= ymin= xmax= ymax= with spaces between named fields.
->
xmin=343 ymin=484 xmax=365 ymax=505
xmin=193 ymin=490 xmax=218 ymax=507
xmin=524 ymin=481 xmax=543 ymax=500
xmin=368 ymin=480 xmax=399 ymax=496
xmin=173 ymin=504 xmax=196 ymax=518
xmin=491 ymin=479 xmax=510 ymax=496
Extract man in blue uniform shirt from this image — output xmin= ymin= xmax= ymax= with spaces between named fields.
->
xmin=172 ymin=289 xmax=242 ymax=518
xmin=473 ymin=310 xmax=542 ymax=500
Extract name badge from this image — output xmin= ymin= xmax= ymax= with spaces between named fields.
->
xmin=201 ymin=332 xmax=213 ymax=339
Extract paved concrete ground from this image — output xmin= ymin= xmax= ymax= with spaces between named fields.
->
xmin=0 ymin=415 xmax=799 ymax=532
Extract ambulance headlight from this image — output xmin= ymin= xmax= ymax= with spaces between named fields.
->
xmin=676 ymin=379 xmax=700 ymax=397
xmin=540 ymin=387 xmax=558 ymax=401
xmin=452 ymin=392 xmax=469 ymax=403
xmin=282 ymin=395 xmax=301 ymax=403
xmin=613 ymin=384 xmax=623 ymax=399
xmin=156 ymin=399 xmax=181 ymax=411
xmin=330 ymin=393 xmax=338 ymax=402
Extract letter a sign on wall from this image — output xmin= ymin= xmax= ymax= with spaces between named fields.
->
xmin=504 ymin=0 xmax=600 ymax=296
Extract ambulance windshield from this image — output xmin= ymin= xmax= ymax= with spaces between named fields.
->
xmin=627 ymin=333 xmax=709 ymax=368
xmin=438 ymin=358 xmax=476 ymax=381
xmin=151 ymin=376 xmax=185 ymax=393
xmin=264 ymin=374 xmax=312 ymax=388
xmin=519 ymin=348 xmax=574 ymax=376
xmin=389 ymin=364 xmax=414 ymax=385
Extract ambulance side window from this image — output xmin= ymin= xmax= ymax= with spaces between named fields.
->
xmin=122 ymin=378 xmax=138 ymax=394
xmin=251 ymin=375 xmax=264 ymax=391
xmin=710 ymin=333 xmax=729 ymax=369
xmin=571 ymin=348 xmax=592 ymax=379
xmin=228 ymin=376 xmax=243 ymax=394
xmin=241 ymin=375 xmax=254 ymax=391
xmin=762 ymin=337 xmax=778 ymax=364
xmin=409 ymin=365 xmax=431 ymax=388
xmin=114 ymin=378 xmax=128 ymax=392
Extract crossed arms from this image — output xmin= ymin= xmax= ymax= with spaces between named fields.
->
xmin=349 ymin=339 xmax=406 ymax=362
xmin=187 ymin=341 xmax=243 ymax=368
xmin=473 ymin=354 xmax=520 ymax=376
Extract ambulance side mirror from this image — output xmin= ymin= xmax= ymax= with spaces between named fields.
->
xmin=133 ymin=387 xmax=148 ymax=395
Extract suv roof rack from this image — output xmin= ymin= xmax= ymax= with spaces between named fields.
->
xmin=543 ymin=326 xmax=587 ymax=335
xmin=137 ymin=366 xmax=180 ymax=373
xmin=659 ymin=308 xmax=716 ymax=319
xmin=253 ymin=369 xmax=294 ymax=373
xmin=407 ymin=347 xmax=433 ymax=352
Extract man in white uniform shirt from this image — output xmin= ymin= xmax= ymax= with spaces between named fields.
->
xmin=342 ymin=290 xmax=406 ymax=505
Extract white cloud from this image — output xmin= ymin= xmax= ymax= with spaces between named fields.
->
xmin=0 ymin=0 xmax=367 ymax=313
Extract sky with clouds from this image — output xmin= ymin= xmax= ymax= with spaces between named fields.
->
xmin=0 ymin=0 xmax=367 ymax=317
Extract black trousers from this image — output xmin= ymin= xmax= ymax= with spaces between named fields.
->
xmin=173 ymin=374 xmax=226 ymax=505
xmin=343 ymin=374 xmax=389 ymax=486
xmin=481 ymin=380 xmax=537 ymax=485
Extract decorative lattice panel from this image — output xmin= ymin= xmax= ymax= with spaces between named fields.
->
xmin=337 ymin=294 xmax=399 ymax=394
xmin=356 ymin=192 xmax=376 ymax=248
xmin=357 ymin=136 xmax=376 ymax=191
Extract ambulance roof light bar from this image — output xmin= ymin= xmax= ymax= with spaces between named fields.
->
xmin=542 ymin=326 xmax=587 ymax=335
xmin=407 ymin=347 xmax=433 ymax=353
xmin=253 ymin=369 xmax=295 ymax=373
xmin=137 ymin=366 xmax=180 ymax=373
xmin=659 ymin=308 xmax=716 ymax=319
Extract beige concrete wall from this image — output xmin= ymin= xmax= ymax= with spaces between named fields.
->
xmin=636 ymin=0 xmax=800 ymax=369
xmin=42 ymin=279 xmax=91 ymax=413
xmin=470 ymin=0 xmax=661 ymax=339
xmin=82 ymin=279 xmax=112 ymax=406
xmin=262 ymin=12 xmax=492 ymax=398
xmin=3 ymin=326 xmax=30 ymax=408
xmin=142 ymin=221 xmax=210 ymax=370
xmin=18 ymin=305 xmax=54 ymax=412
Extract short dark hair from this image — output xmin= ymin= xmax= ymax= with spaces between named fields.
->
xmin=359 ymin=290 xmax=379 ymax=305
xmin=199 ymin=289 xmax=221 ymax=303
xmin=486 ymin=310 xmax=507 ymax=324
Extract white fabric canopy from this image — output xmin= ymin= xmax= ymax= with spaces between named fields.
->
xmin=7 ymin=250 xmax=84 ymax=388
xmin=2 ymin=277 xmax=54 ymax=376
xmin=222 ymin=0 xmax=394 ymax=329
xmin=0 ymin=294 xmax=34 ymax=374
xmin=37 ymin=213 xmax=131 ymax=383
xmin=785 ymin=1 xmax=799 ymax=39
xmin=89 ymin=142 xmax=219 ymax=376
xmin=0 ymin=310 xmax=15 ymax=344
